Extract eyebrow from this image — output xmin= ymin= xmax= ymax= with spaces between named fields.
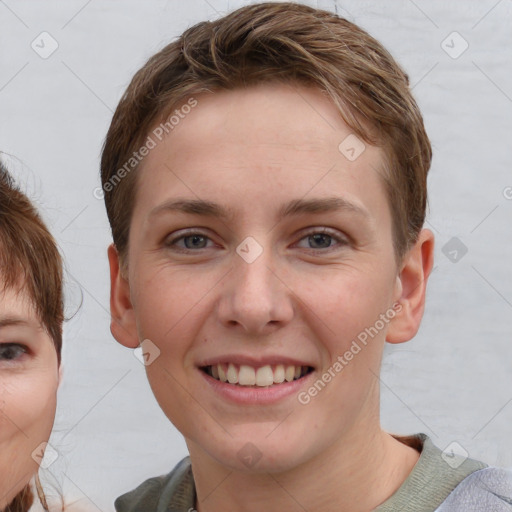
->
xmin=0 ymin=317 xmax=31 ymax=329
xmin=149 ymin=196 xmax=369 ymax=221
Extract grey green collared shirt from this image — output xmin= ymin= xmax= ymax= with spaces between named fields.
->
xmin=115 ymin=433 xmax=512 ymax=512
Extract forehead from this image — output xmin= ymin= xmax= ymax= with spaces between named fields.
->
xmin=157 ymin=82 xmax=370 ymax=162
xmin=134 ymin=83 xmax=390 ymax=227
xmin=0 ymin=279 xmax=38 ymax=321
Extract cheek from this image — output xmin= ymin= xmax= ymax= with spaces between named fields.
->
xmin=0 ymin=372 xmax=58 ymax=505
xmin=301 ymin=268 xmax=394 ymax=349
xmin=134 ymin=267 xmax=212 ymax=348
xmin=0 ymin=372 xmax=58 ymax=441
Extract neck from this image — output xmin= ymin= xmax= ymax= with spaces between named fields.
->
xmin=188 ymin=425 xmax=420 ymax=512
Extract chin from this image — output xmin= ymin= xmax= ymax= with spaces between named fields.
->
xmin=202 ymin=430 xmax=312 ymax=475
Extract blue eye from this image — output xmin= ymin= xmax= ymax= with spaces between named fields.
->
xmin=303 ymin=233 xmax=335 ymax=249
xmin=296 ymin=229 xmax=348 ymax=251
xmin=166 ymin=232 xmax=213 ymax=251
xmin=0 ymin=343 xmax=27 ymax=361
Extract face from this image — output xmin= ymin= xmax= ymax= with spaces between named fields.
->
xmin=110 ymin=82 xmax=420 ymax=474
xmin=0 ymin=283 xmax=59 ymax=508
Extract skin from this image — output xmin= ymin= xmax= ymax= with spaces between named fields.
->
xmin=0 ymin=283 xmax=59 ymax=508
xmin=109 ymin=82 xmax=435 ymax=512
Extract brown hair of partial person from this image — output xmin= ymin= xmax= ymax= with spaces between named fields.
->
xmin=2 ymin=475 xmax=53 ymax=512
xmin=0 ymin=160 xmax=63 ymax=360
xmin=100 ymin=1 xmax=431 ymax=269
xmin=2 ymin=485 xmax=34 ymax=512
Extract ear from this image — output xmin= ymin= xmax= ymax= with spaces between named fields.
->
xmin=107 ymin=243 xmax=140 ymax=348
xmin=386 ymin=229 xmax=435 ymax=344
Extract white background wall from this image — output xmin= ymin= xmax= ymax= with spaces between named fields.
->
xmin=1 ymin=0 xmax=511 ymax=510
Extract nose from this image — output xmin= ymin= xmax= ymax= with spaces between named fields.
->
xmin=216 ymin=242 xmax=294 ymax=335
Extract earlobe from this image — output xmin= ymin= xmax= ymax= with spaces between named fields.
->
xmin=386 ymin=229 xmax=435 ymax=344
xmin=107 ymin=243 xmax=140 ymax=348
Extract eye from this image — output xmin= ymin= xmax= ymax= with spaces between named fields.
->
xmin=0 ymin=343 xmax=27 ymax=362
xmin=295 ymin=228 xmax=349 ymax=251
xmin=164 ymin=230 xmax=216 ymax=251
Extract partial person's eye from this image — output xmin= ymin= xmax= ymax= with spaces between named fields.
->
xmin=0 ymin=343 xmax=28 ymax=362
xmin=295 ymin=228 xmax=349 ymax=252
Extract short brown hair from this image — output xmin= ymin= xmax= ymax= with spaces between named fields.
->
xmin=101 ymin=1 xmax=431 ymax=265
xmin=0 ymin=160 xmax=63 ymax=361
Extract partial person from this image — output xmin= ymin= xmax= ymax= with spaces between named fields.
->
xmin=0 ymin=160 xmax=62 ymax=512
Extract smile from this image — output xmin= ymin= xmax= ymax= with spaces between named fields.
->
xmin=201 ymin=363 xmax=314 ymax=387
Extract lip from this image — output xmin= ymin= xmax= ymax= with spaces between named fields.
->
xmin=199 ymin=366 xmax=316 ymax=405
xmin=197 ymin=355 xmax=314 ymax=368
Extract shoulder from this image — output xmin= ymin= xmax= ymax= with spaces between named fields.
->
xmin=114 ymin=457 xmax=195 ymax=512
xmin=436 ymin=467 xmax=512 ymax=511
xmin=377 ymin=433 xmax=488 ymax=512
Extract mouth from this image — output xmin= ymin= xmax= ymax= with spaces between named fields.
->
xmin=200 ymin=363 xmax=314 ymax=387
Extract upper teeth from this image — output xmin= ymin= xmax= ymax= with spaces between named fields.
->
xmin=207 ymin=363 xmax=309 ymax=387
